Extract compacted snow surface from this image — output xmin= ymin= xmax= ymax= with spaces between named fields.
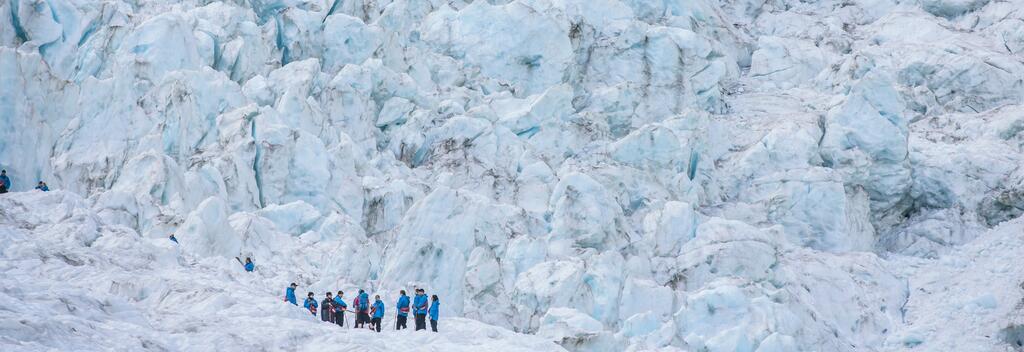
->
xmin=1 ymin=0 xmax=1024 ymax=351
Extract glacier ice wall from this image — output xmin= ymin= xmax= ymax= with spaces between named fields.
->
xmin=3 ymin=0 xmax=1024 ymax=351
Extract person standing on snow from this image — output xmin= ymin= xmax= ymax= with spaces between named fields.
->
xmin=395 ymin=290 xmax=411 ymax=330
xmin=413 ymin=288 xmax=429 ymax=331
xmin=284 ymin=283 xmax=298 ymax=305
xmin=35 ymin=181 xmax=49 ymax=191
xmin=370 ymin=295 xmax=385 ymax=333
xmin=333 ymin=291 xmax=347 ymax=327
xmin=429 ymin=295 xmax=440 ymax=332
xmin=357 ymin=289 xmax=371 ymax=329
xmin=304 ymin=292 xmax=318 ymax=316
xmin=169 ymin=234 xmax=179 ymax=244
xmin=352 ymin=289 xmax=366 ymax=328
xmin=0 ymin=170 xmax=11 ymax=193
xmin=236 ymin=257 xmax=254 ymax=272
xmin=321 ymin=292 xmax=334 ymax=322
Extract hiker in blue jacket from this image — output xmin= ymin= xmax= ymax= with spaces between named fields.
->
xmin=35 ymin=181 xmax=48 ymax=191
xmin=237 ymin=257 xmax=254 ymax=272
xmin=357 ymin=290 xmax=371 ymax=328
xmin=395 ymin=290 xmax=411 ymax=330
xmin=303 ymin=292 xmax=318 ymax=316
xmin=370 ymin=295 xmax=385 ymax=332
xmin=413 ymin=288 xmax=429 ymax=331
xmin=169 ymin=234 xmax=179 ymax=244
xmin=429 ymin=295 xmax=440 ymax=332
xmin=333 ymin=291 xmax=347 ymax=327
xmin=284 ymin=283 xmax=297 ymax=305
xmin=353 ymin=289 xmax=368 ymax=328
xmin=0 ymin=170 xmax=11 ymax=191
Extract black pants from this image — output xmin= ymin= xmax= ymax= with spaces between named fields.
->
xmin=396 ymin=315 xmax=407 ymax=330
xmin=415 ymin=314 xmax=426 ymax=330
xmin=357 ymin=313 xmax=371 ymax=328
xmin=335 ymin=311 xmax=344 ymax=327
xmin=430 ymin=319 xmax=437 ymax=332
xmin=371 ymin=317 xmax=382 ymax=332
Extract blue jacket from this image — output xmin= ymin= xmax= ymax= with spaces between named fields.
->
xmin=304 ymin=297 xmax=318 ymax=313
xmin=358 ymin=292 xmax=369 ymax=312
xmin=285 ymin=287 xmax=297 ymax=305
xmin=396 ymin=295 xmax=410 ymax=316
xmin=244 ymin=262 xmax=254 ymax=272
xmin=169 ymin=235 xmax=179 ymax=244
xmin=413 ymin=294 xmax=428 ymax=315
xmin=372 ymin=300 xmax=385 ymax=318
xmin=0 ymin=175 xmax=10 ymax=188
xmin=333 ymin=296 xmax=347 ymax=311
xmin=35 ymin=185 xmax=48 ymax=191
xmin=429 ymin=300 xmax=439 ymax=321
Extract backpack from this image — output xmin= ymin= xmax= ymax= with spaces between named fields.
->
xmin=359 ymin=298 xmax=369 ymax=311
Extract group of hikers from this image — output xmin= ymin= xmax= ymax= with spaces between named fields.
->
xmin=284 ymin=283 xmax=440 ymax=333
xmin=0 ymin=169 xmax=50 ymax=194
xmin=156 ymin=182 xmax=447 ymax=335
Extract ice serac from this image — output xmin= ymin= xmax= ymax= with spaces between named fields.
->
xmin=423 ymin=1 xmax=572 ymax=95
xmin=179 ymin=196 xmax=243 ymax=258
xmin=548 ymin=172 xmax=629 ymax=254
xmin=820 ymin=71 xmax=911 ymax=223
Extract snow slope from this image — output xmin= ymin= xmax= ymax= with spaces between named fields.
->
xmin=886 ymin=216 xmax=1024 ymax=351
xmin=2 ymin=0 xmax=1024 ymax=351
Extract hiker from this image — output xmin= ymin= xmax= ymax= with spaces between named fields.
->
xmin=370 ymin=295 xmax=385 ymax=332
xmin=0 ymin=170 xmax=11 ymax=192
xmin=352 ymin=289 xmax=366 ymax=328
xmin=429 ymin=295 xmax=440 ymax=332
xmin=169 ymin=234 xmax=179 ymax=244
xmin=304 ymin=292 xmax=318 ymax=316
xmin=413 ymin=288 xmax=429 ymax=331
xmin=284 ymin=283 xmax=298 ymax=305
xmin=357 ymin=289 xmax=371 ymax=328
xmin=395 ymin=290 xmax=410 ymax=330
xmin=35 ymin=181 xmax=48 ymax=192
xmin=242 ymin=257 xmax=254 ymax=272
xmin=333 ymin=291 xmax=347 ymax=327
xmin=321 ymin=292 xmax=334 ymax=322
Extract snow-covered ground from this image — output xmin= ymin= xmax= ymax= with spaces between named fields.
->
xmin=2 ymin=0 xmax=1024 ymax=351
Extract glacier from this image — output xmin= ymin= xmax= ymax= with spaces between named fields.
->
xmin=2 ymin=0 xmax=1024 ymax=351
